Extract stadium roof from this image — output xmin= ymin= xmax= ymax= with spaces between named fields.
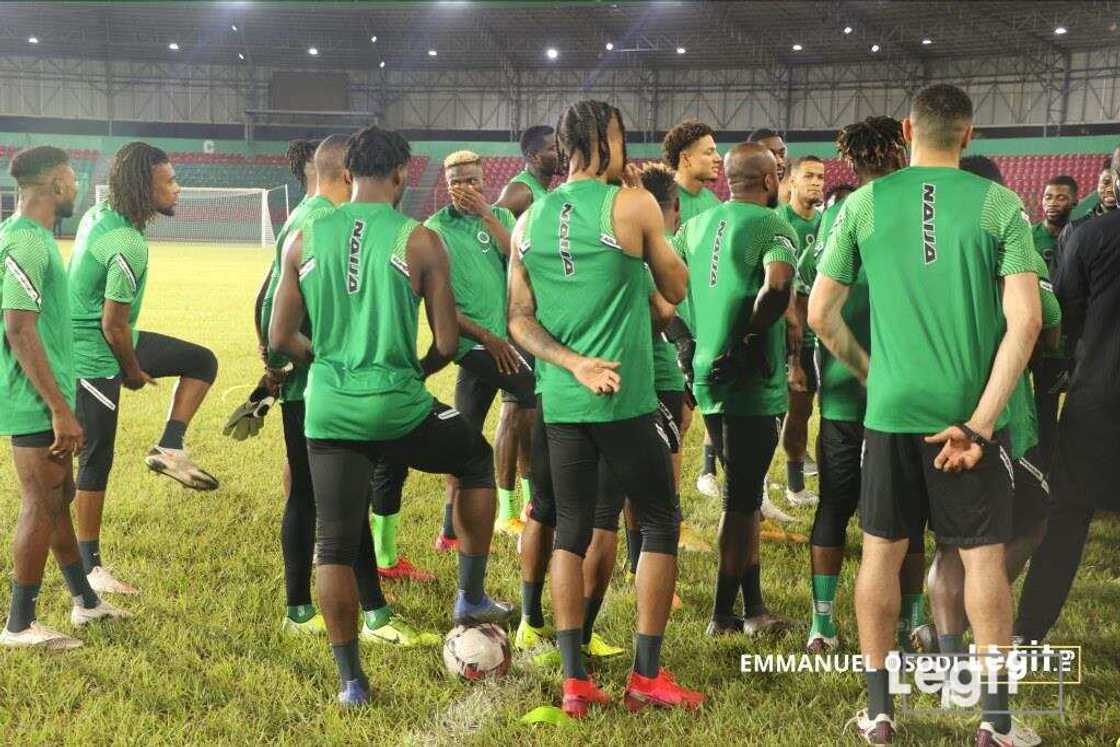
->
xmin=1 ymin=1 xmax=1117 ymax=71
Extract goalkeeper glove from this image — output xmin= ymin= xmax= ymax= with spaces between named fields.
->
xmin=709 ymin=333 xmax=771 ymax=387
xmin=223 ymin=378 xmax=276 ymax=441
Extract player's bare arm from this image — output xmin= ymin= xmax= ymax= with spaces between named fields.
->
xmin=409 ymin=224 xmax=459 ymax=377
xmin=615 ymin=187 xmax=687 ymax=303
xmin=494 ymin=180 xmax=533 ymax=218
xmin=102 ymin=299 xmax=153 ymax=390
xmin=269 ymin=230 xmax=312 ymax=367
xmin=808 ymin=273 xmax=868 ymax=382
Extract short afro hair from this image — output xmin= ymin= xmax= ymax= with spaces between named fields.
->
xmin=835 ymin=116 xmax=906 ymax=177
xmin=345 ymin=126 xmax=411 ymax=180
xmin=911 ymin=84 xmax=973 ymax=150
xmin=747 ymin=127 xmax=780 ymax=143
xmin=791 ymin=154 xmax=823 ymax=173
xmin=9 ymin=145 xmax=70 ymax=185
xmin=1045 ymin=174 xmax=1079 ymax=197
xmin=443 ymin=150 xmax=481 ymax=169
xmin=639 ymin=162 xmax=677 ymax=206
xmin=960 ymin=154 xmax=1004 ymax=185
xmin=661 ymin=120 xmax=714 ymax=170
xmin=519 ymin=126 xmax=554 ymax=160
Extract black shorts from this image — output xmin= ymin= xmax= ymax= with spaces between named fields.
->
xmin=860 ymin=428 xmax=1014 ymax=548
xmin=10 ymin=430 xmax=55 ymax=448
xmin=455 ymin=346 xmax=535 ymax=430
xmin=1012 ymin=453 xmax=1051 ymax=538
xmin=75 ymin=331 xmax=217 ymax=491
xmin=499 ymin=346 xmax=537 ymax=407
xmin=702 ymin=413 xmax=782 ymax=514
xmin=811 ymin=418 xmax=864 ymax=546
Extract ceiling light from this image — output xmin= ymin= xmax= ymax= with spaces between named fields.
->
xmin=922 ymin=38 xmax=932 ymax=45
xmin=379 ymin=60 xmax=386 ymax=68
xmin=370 ymin=35 xmax=378 ymax=43
xmin=871 ymin=44 xmax=880 ymax=52
xmin=676 ymin=46 xmax=686 ymax=54
xmin=428 ymin=49 xmax=438 ymax=56
xmin=605 ymin=42 xmax=614 ymax=51
xmin=546 ymin=47 xmax=558 ymax=59
xmin=792 ymin=43 xmax=802 ymax=51
xmin=28 ymin=36 xmax=39 ymax=44
xmin=237 ymin=52 xmax=245 ymax=60
xmin=231 ymin=24 xmax=238 ymax=31
xmin=1054 ymin=26 xmax=1067 ymax=35
xmin=308 ymin=46 xmax=318 ymax=56
xmin=168 ymin=42 xmax=180 ymax=50
xmin=843 ymin=26 xmax=853 ymax=34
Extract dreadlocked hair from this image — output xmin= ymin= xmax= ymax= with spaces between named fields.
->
xmin=835 ymin=116 xmax=906 ymax=176
xmin=108 ymin=141 xmax=170 ymax=231
xmin=345 ymin=126 xmax=411 ymax=179
xmin=556 ymin=100 xmax=625 ymax=176
xmin=639 ymin=162 xmax=677 ymax=206
xmin=286 ymin=139 xmax=320 ymax=187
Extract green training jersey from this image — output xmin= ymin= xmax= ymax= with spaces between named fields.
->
xmin=819 ymin=166 xmax=1036 ymax=433
xmin=674 ymin=183 xmax=722 ymax=331
xmin=797 ymin=198 xmax=869 ymax=423
xmin=1031 ymin=222 xmax=1058 ymax=264
xmin=299 ymin=202 xmax=432 ymax=441
xmin=521 ymin=179 xmax=657 ymax=424
xmin=0 ymin=216 xmax=75 ymax=435
xmin=675 ymin=201 xmax=798 ymax=417
xmin=1006 ymin=250 xmax=1062 ymax=460
xmin=68 ymin=203 xmax=149 ymax=379
xmin=262 ymin=194 xmax=336 ymax=402
xmin=646 ymin=264 xmax=685 ymax=392
xmin=424 ymin=204 xmax=517 ymax=361
xmin=509 ymin=169 xmax=550 ymax=205
xmin=777 ymin=202 xmax=822 ymax=350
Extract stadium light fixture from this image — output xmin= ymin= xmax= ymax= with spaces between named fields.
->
xmin=237 ymin=52 xmax=245 ymax=61
xmin=843 ymin=26 xmax=853 ymax=34
xmin=370 ymin=35 xmax=378 ymax=43
xmin=870 ymin=44 xmax=880 ymax=53
xmin=1054 ymin=26 xmax=1068 ymax=35
xmin=792 ymin=43 xmax=802 ymax=51
xmin=169 ymin=42 xmax=180 ymax=51
xmin=676 ymin=46 xmax=686 ymax=54
xmin=379 ymin=60 xmax=386 ymax=68
xmin=231 ymin=24 xmax=238 ymax=31
xmin=308 ymin=46 xmax=318 ymax=56
xmin=922 ymin=38 xmax=932 ymax=45
xmin=428 ymin=49 xmax=438 ymax=56
xmin=605 ymin=42 xmax=614 ymax=51
xmin=546 ymin=47 xmax=558 ymax=60
xmin=28 ymin=36 xmax=39 ymax=44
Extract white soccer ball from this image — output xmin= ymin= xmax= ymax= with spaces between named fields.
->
xmin=442 ymin=623 xmax=511 ymax=681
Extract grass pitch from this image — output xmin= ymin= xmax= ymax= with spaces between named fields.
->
xmin=0 ymin=242 xmax=1117 ymax=745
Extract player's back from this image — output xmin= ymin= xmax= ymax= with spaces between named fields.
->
xmin=680 ymin=201 xmax=796 ymax=416
xmin=299 ymin=201 xmax=432 ymax=441
xmin=833 ymin=166 xmax=1033 ymax=432
xmin=521 ymin=179 xmax=655 ymax=423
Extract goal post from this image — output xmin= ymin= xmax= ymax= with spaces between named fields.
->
xmin=94 ymin=185 xmax=289 ymax=247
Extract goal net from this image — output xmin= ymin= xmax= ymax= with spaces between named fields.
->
xmin=94 ymin=185 xmax=288 ymax=247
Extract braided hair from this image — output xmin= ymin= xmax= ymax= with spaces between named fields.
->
xmin=286 ymin=138 xmax=320 ymax=188
xmin=555 ymin=100 xmax=625 ymax=176
xmin=835 ymin=116 xmax=907 ymax=179
xmin=108 ymin=141 xmax=170 ymax=231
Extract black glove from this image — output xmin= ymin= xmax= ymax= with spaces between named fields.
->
xmin=654 ymin=400 xmax=682 ymax=454
xmin=709 ymin=333 xmax=771 ymax=386
xmin=223 ymin=382 xmax=276 ymax=441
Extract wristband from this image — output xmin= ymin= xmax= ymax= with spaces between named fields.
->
xmin=956 ymin=422 xmax=996 ymax=451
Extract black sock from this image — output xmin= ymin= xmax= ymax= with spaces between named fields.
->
xmin=458 ymin=552 xmax=487 ymax=605
xmin=702 ymin=444 xmax=717 ymax=475
xmin=633 ymin=633 xmax=663 ymax=678
xmin=521 ymin=581 xmax=545 ymax=628
xmin=938 ymin=633 xmax=965 ymax=653
xmin=625 ymin=529 xmax=642 ymax=574
xmin=330 ymin=639 xmax=365 ymax=686
xmin=556 ymin=628 xmax=588 ymax=680
xmin=442 ymin=502 xmax=456 ymax=540
xmin=865 ymin=668 xmax=893 ymax=718
xmin=982 ymin=677 xmax=1011 ymax=733
xmin=60 ymin=562 xmax=99 ymax=609
xmin=786 ymin=460 xmax=805 ymax=493
xmin=78 ymin=539 xmax=101 ymax=574
xmin=158 ymin=419 xmax=188 ymax=450
xmin=713 ymin=572 xmax=740 ymax=617
xmin=6 ymin=581 xmax=40 ymax=633
xmin=741 ymin=564 xmax=764 ymax=618
xmin=582 ymin=597 xmax=604 ymax=645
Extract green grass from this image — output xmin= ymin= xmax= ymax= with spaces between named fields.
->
xmin=1 ymin=242 xmax=1118 ymax=745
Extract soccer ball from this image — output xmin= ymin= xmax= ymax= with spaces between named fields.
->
xmin=442 ymin=623 xmax=511 ymax=681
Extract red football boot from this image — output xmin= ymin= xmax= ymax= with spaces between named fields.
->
xmin=377 ymin=555 xmax=436 ymax=582
xmin=562 ymin=677 xmax=611 ymax=718
xmin=623 ymin=669 xmax=705 ymax=712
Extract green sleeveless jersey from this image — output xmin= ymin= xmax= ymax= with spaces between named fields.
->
xmin=509 ymin=169 xmax=550 ymax=204
xmin=674 ymin=183 xmax=722 ymax=331
xmin=68 ymin=203 xmax=149 ymax=378
xmin=0 ymin=216 xmax=75 ymax=435
xmin=261 ymin=194 xmax=335 ymax=401
xmin=299 ymin=202 xmax=432 ymax=441
xmin=675 ymin=201 xmax=798 ymax=417
xmin=819 ymin=167 xmax=1036 ymax=433
xmin=521 ymin=180 xmax=657 ymax=424
xmin=424 ymin=204 xmax=517 ymax=361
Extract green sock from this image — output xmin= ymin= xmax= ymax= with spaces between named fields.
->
xmin=498 ymin=487 xmax=516 ymax=521
xmin=364 ymin=605 xmax=393 ymax=630
xmin=519 ymin=476 xmax=532 ymax=511
xmin=898 ymin=593 xmax=925 ymax=648
xmin=287 ymin=603 xmax=316 ymax=623
xmin=810 ymin=574 xmax=839 ymax=638
xmin=372 ymin=512 xmax=399 ymax=569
